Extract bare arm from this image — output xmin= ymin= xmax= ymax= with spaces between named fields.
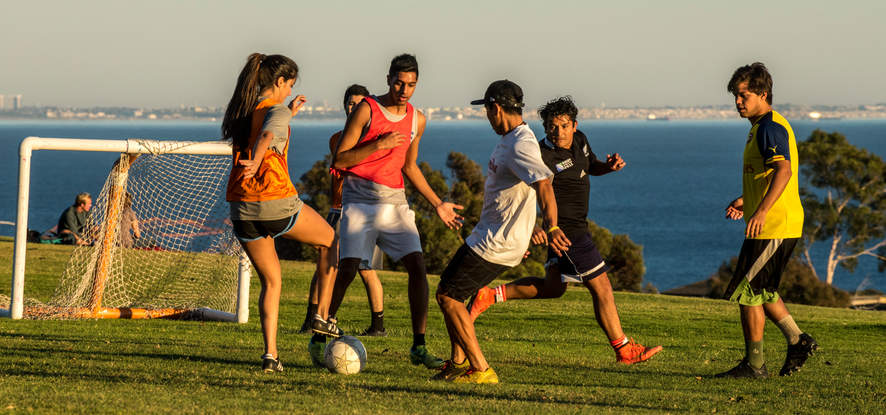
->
xmin=532 ymin=178 xmax=571 ymax=255
xmin=237 ymin=97 xmax=305 ymax=178
xmin=725 ymin=196 xmax=744 ymax=220
xmin=401 ymin=112 xmax=464 ymax=229
xmin=589 ymin=153 xmax=626 ymax=176
xmin=237 ymin=131 xmax=274 ymax=178
xmin=332 ymin=102 xmax=404 ymax=169
xmin=745 ymin=160 xmax=791 ymax=238
xmin=328 ymin=131 xmax=344 ymax=210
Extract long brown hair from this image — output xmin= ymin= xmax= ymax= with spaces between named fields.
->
xmin=222 ymin=53 xmax=299 ymax=149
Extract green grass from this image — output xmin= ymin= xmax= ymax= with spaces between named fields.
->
xmin=1 ymin=241 xmax=884 ymax=414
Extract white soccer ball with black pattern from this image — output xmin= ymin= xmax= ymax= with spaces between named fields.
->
xmin=324 ymin=336 xmax=367 ymax=374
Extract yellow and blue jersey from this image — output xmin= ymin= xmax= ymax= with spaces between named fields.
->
xmin=742 ymin=110 xmax=804 ymax=239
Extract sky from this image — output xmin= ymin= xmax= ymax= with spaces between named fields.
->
xmin=2 ymin=0 xmax=884 ymax=109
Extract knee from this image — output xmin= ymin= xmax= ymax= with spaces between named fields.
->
xmin=539 ymin=279 xmax=567 ymax=298
xmin=586 ymin=274 xmax=613 ymax=297
xmin=337 ymin=259 xmax=360 ymax=280
xmin=434 ymin=288 xmax=446 ymax=305
xmin=402 ymin=252 xmax=426 ymax=271
xmin=261 ymin=275 xmax=282 ymax=291
xmin=435 ymin=288 xmax=453 ymax=308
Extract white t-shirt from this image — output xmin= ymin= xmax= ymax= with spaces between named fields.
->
xmin=466 ymin=124 xmax=553 ymax=266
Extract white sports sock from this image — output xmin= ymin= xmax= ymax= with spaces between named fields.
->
xmin=494 ymin=285 xmax=506 ymax=303
xmin=776 ymin=315 xmax=802 ymax=345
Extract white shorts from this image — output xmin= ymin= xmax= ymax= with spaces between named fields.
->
xmin=339 ymin=203 xmax=423 ymax=263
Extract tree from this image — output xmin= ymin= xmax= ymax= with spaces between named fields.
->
xmin=797 ymin=130 xmax=886 ymax=285
xmin=587 ymin=221 xmax=646 ymax=292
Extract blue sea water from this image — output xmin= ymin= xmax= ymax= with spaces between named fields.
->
xmin=0 ymin=118 xmax=883 ymax=292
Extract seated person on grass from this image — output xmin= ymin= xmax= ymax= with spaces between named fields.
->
xmin=56 ymin=192 xmax=92 ymax=245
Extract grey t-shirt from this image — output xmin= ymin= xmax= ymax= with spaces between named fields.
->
xmin=230 ymin=194 xmax=303 ymax=221
xmin=466 ymin=124 xmax=553 ymax=266
xmin=341 ymin=175 xmax=408 ymax=205
xmin=230 ymin=100 xmax=301 ymax=221
xmin=261 ymin=103 xmax=291 ymax=155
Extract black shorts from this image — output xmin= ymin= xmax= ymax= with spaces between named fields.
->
xmin=325 ymin=208 xmax=342 ymax=228
xmin=546 ymin=232 xmax=610 ymax=283
xmin=232 ymin=213 xmax=299 ymax=242
xmin=724 ymin=238 xmax=799 ymax=299
xmin=438 ymin=244 xmax=510 ymax=302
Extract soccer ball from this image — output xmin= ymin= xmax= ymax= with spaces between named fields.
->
xmin=324 ymin=336 xmax=367 ymax=374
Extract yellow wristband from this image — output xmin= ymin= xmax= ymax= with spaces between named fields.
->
xmin=547 ymin=226 xmax=560 ymax=233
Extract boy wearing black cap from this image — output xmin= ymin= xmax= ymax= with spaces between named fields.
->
xmin=466 ymin=96 xmax=662 ymax=365
xmin=433 ymin=80 xmax=570 ymax=384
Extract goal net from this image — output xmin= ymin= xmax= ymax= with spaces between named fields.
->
xmin=4 ymin=138 xmax=250 ymax=322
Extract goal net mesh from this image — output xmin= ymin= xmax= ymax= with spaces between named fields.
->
xmin=28 ymin=141 xmax=242 ymax=319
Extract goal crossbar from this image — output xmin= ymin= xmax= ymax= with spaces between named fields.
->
xmin=4 ymin=137 xmax=250 ymax=322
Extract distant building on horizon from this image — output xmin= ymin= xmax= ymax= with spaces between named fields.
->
xmin=0 ymin=94 xmax=4 ymax=110
xmin=13 ymin=94 xmax=22 ymax=110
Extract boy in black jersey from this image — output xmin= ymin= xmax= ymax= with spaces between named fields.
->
xmin=467 ymin=96 xmax=662 ymax=364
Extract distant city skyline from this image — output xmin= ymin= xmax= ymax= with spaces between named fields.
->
xmin=2 ymin=1 xmax=884 ymax=109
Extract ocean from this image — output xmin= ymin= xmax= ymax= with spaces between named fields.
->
xmin=0 ymin=118 xmax=883 ymax=293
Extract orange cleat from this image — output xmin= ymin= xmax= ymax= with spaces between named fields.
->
xmin=466 ymin=286 xmax=496 ymax=321
xmin=616 ymin=338 xmax=662 ymax=364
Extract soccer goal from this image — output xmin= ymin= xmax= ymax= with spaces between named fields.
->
xmin=2 ymin=137 xmax=251 ymax=322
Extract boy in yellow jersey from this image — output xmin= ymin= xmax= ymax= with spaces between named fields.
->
xmin=716 ymin=62 xmax=818 ymax=378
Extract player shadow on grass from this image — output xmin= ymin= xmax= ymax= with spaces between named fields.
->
xmin=350 ymin=383 xmax=674 ymax=410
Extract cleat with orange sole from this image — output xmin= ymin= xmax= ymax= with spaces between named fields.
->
xmin=616 ymin=338 xmax=662 ymax=364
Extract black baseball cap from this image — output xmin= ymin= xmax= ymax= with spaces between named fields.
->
xmin=470 ymin=79 xmax=525 ymax=109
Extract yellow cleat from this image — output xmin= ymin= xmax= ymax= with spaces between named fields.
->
xmin=451 ymin=367 xmax=499 ymax=384
xmin=430 ymin=359 xmax=470 ymax=381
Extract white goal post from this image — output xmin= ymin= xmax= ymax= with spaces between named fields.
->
xmin=2 ymin=137 xmax=251 ymax=322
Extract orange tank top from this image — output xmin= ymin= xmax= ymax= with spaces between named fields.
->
xmin=340 ymin=96 xmax=414 ymax=189
xmin=226 ymin=99 xmax=299 ymax=202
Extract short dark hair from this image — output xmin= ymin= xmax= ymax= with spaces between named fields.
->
xmin=388 ymin=54 xmax=418 ymax=79
xmin=342 ymin=84 xmax=370 ymax=110
xmin=727 ymin=62 xmax=773 ymax=104
xmin=486 ymin=102 xmax=522 ymax=116
xmin=538 ymin=96 xmax=578 ymax=128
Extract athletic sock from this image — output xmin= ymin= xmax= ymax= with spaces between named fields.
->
xmin=413 ymin=333 xmax=426 ymax=347
xmin=311 ymin=334 xmax=326 ymax=343
xmin=775 ymin=315 xmax=802 ymax=345
xmin=493 ymin=285 xmax=507 ymax=303
xmin=746 ymin=340 xmax=765 ymax=369
xmin=370 ymin=310 xmax=384 ymax=331
xmin=262 ymin=353 xmax=275 ymax=359
xmin=610 ymin=335 xmax=629 ymax=350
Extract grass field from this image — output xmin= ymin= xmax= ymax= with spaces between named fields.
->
xmin=1 ymin=241 xmax=884 ymax=414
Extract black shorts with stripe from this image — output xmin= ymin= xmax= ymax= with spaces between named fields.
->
xmin=724 ymin=238 xmax=799 ymax=299
xmin=438 ymin=244 xmax=510 ymax=302
xmin=546 ymin=232 xmax=610 ymax=283
xmin=232 ymin=213 xmax=299 ymax=242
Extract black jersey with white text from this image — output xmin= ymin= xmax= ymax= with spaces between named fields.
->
xmin=538 ymin=130 xmax=597 ymax=240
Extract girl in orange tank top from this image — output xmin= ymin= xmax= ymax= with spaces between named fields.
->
xmin=221 ymin=53 xmax=339 ymax=372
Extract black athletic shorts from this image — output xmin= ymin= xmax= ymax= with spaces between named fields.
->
xmin=438 ymin=244 xmax=510 ymax=302
xmin=546 ymin=232 xmax=610 ymax=283
xmin=724 ymin=238 xmax=799 ymax=299
xmin=232 ymin=213 xmax=299 ymax=242
xmin=325 ymin=207 xmax=342 ymax=228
